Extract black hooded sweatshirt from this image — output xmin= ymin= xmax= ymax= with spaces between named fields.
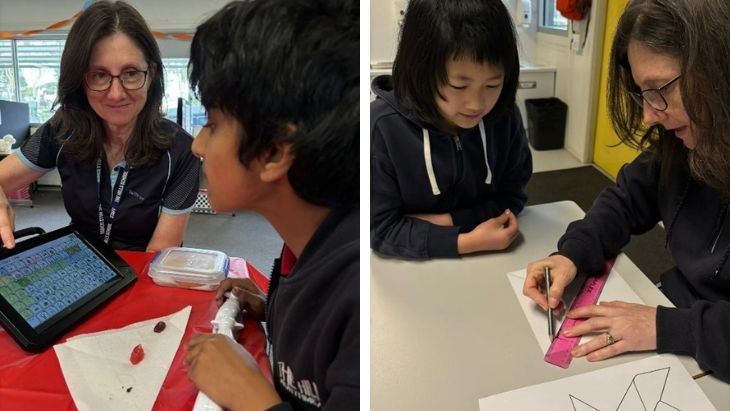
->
xmin=556 ymin=152 xmax=730 ymax=381
xmin=370 ymin=75 xmax=532 ymax=258
xmin=266 ymin=207 xmax=359 ymax=410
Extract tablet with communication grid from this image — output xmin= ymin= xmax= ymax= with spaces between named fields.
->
xmin=0 ymin=225 xmax=136 ymax=352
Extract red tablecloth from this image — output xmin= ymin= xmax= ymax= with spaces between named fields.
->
xmin=0 ymin=250 xmax=272 ymax=410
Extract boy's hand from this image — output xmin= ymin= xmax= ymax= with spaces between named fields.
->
xmin=457 ymin=209 xmax=519 ymax=254
xmin=215 ymin=278 xmax=266 ymax=322
xmin=185 ymin=334 xmax=281 ymax=411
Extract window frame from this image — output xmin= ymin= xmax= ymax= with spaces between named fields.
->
xmin=0 ymin=39 xmax=18 ymax=102
xmin=1 ymin=35 xmax=67 ymax=125
xmin=538 ymin=0 xmax=569 ymax=37
xmin=1 ymin=36 xmax=204 ymax=130
xmin=161 ymin=57 xmax=206 ymax=133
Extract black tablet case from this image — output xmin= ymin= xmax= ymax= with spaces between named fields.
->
xmin=0 ymin=226 xmax=136 ymax=352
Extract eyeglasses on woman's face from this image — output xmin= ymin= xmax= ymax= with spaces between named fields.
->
xmin=628 ymin=74 xmax=681 ymax=111
xmin=84 ymin=69 xmax=148 ymax=91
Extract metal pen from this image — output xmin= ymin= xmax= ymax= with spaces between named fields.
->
xmin=545 ymin=266 xmax=555 ymax=342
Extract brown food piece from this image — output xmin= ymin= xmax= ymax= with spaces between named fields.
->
xmin=130 ymin=344 xmax=145 ymax=365
xmin=153 ymin=321 xmax=166 ymax=333
xmin=174 ymin=280 xmax=202 ymax=288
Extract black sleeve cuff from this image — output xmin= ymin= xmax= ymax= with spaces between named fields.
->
xmin=426 ymin=224 xmax=460 ymax=258
xmin=556 ymin=238 xmax=604 ymax=275
xmin=265 ymin=402 xmax=294 ymax=411
xmin=656 ymin=305 xmax=695 ymax=355
xmin=451 ymin=208 xmax=475 ymax=232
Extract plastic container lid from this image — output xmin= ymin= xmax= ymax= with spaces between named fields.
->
xmin=148 ymin=247 xmax=229 ymax=291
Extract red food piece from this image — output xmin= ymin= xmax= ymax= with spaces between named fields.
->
xmin=153 ymin=321 xmax=166 ymax=333
xmin=130 ymin=344 xmax=145 ymax=365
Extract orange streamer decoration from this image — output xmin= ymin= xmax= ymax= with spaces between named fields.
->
xmin=151 ymin=31 xmax=193 ymax=41
xmin=0 ymin=12 xmax=81 ymax=39
xmin=0 ymin=11 xmax=191 ymax=41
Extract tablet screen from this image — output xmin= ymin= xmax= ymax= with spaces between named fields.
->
xmin=0 ymin=233 xmax=120 ymax=331
xmin=0 ymin=226 xmax=135 ymax=352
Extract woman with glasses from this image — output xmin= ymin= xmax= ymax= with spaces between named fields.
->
xmin=523 ymin=0 xmax=730 ymax=381
xmin=0 ymin=1 xmax=200 ymax=251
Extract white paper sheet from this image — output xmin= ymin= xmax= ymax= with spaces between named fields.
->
xmin=479 ymin=354 xmax=716 ymax=410
xmin=506 ymin=268 xmax=644 ymax=353
xmin=54 ymin=306 xmax=191 ymax=411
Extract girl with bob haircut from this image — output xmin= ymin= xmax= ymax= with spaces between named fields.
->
xmin=371 ymin=0 xmax=532 ymax=259
xmin=524 ymin=0 xmax=730 ymax=382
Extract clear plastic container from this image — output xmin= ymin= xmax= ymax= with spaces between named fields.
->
xmin=148 ymin=247 xmax=229 ymax=291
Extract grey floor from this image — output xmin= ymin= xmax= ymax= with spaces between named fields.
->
xmin=12 ymin=189 xmax=282 ymax=276
xmin=525 ymin=165 xmax=672 ymax=285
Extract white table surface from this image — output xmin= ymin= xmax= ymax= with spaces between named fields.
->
xmin=371 ymin=201 xmax=726 ymax=410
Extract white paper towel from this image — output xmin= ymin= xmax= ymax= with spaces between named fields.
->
xmin=54 ymin=306 xmax=192 ymax=411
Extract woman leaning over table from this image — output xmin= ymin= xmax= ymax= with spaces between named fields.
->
xmin=523 ymin=0 xmax=730 ymax=381
xmin=0 ymin=1 xmax=200 ymax=252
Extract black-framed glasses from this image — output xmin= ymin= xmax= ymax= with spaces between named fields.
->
xmin=628 ymin=75 xmax=681 ymax=111
xmin=85 ymin=69 xmax=148 ymax=91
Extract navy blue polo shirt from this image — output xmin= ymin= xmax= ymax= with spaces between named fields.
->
xmin=18 ymin=118 xmax=200 ymax=250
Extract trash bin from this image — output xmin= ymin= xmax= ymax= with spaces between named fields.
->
xmin=525 ymin=97 xmax=567 ymax=150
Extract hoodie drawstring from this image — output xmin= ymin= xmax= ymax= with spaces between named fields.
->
xmin=422 ymin=119 xmax=492 ymax=196
xmin=664 ymin=177 xmax=730 ymax=279
xmin=711 ymin=204 xmax=730 ymax=279
xmin=478 ymin=120 xmax=492 ymax=185
xmin=713 ymin=244 xmax=730 ymax=279
xmin=709 ymin=203 xmax=729 ymax=253
xmin=664 ymin=177 xmax=691 ymax=248
xmin=422 ymin=128 xmax=441 ymax=195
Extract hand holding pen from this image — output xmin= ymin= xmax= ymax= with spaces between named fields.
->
xmin=523 ymin=255 xmax=580 ymax=333
xmin=545 ymin=266 xmax=555 ymax=342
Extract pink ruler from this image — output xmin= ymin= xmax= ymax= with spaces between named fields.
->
xmin=543 ymin=258 xmax=616 ymax=368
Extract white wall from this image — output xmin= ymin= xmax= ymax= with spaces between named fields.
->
xmin=370 ymin=0 xmax=535 ymax=64
xmin=507 ymin=0 xmax=538 ymax=64
xmin=0 ymin=0 xmax=232 ymax=57
xmin=532 ymin=3 xmax=607 ymax=162
xmin=370 ymin=0 xmax=399 ymax=64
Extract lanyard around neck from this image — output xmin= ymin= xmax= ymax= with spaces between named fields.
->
xmin=96 ymin=158 xmax=129 ymax=245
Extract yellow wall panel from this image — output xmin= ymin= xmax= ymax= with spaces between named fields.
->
xmin=592 ymin=0 xmax=637 ymax=178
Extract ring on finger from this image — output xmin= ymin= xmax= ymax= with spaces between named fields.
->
xmin=606 ymin=333 xmax=616 ymax=346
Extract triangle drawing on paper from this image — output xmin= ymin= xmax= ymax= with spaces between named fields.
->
xmin=569 ymin=367 xmax=681 ymax=411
